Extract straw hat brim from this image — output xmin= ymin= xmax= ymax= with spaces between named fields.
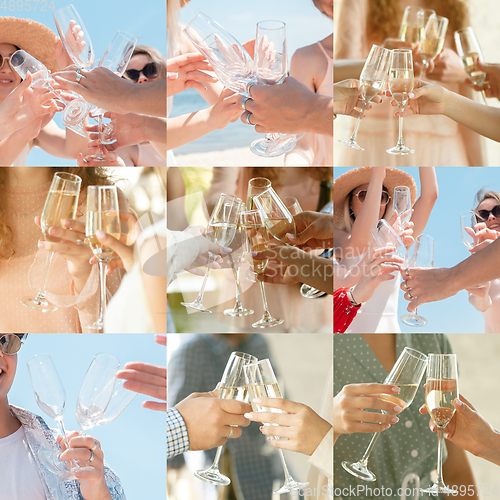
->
xmin=0 ymin=17 xmax=57 ymax=74
xmin=333 ymin=167 xmax=418 ymax=226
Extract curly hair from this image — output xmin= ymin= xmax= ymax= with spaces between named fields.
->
xmin=0 ymin=167 xmax=116 ymax=260
xmin=367 ymin=0 xmax=470 ymax=44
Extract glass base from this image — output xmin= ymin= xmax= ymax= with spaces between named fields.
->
xmin=63 ymin=99 xmax=91 ymax=128
xmin=85 ymin=319 xmax=104 ymax=331
xmin=386 ymin=144 xmax=414 ymax=155
xmin=21 ymin=295 xmax=57 ymax=313
xmin=250 ymin=137 xmax=297 ymax=157
xmin=223 ymin=306 xmax=254 ymax=317
xmin=194 ymin=468 xmax=230 ymax=486
xmin=338 ymin=138 xmax=364 ymax=151
xmin=181 ymin=301 xmax=212 ymax=313
xmin=38 ymin=447 xmax=94 ymax=481
xmin=300 ymin=283 xmax=328 ymax=299
xmin=420 ymin=483 xmax=456 ymax=495
xmin=342 ymin=460 xmax=377 ymax=482
xmin=275 ymin=480 xmax=309 ymax=494
xmin=400 ymin=313 xmax=427 ymax=327
xmin=252 ymin=315 xmax=284 ymax=329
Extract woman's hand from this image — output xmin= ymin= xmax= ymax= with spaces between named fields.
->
xmin=393 ymin=82 xmax=448 ymax=117
xmin=334 ymin=383 xmax=404 ymax=438
xmin=58 ymin=432 xmax=111 ymax=500
xmin=426 ymin=48 xmax=468 ymax=84
xmin=467 ymin=223 xmax=500 ymax=254
xmin=77 ymin=140 xmax=126 ymax=167
xmin=243 ymin=398 xmax=332 ymax=456
xmin=333 ymin=79 xmax=383 ymax=118
xmin=207 ymin=88 xmax=242 ymax=129
xmin=166 ymin=53 xmax=217 ymax=96
xmin=35 ymin=216 xmax=93 ymax=292
xmin=286 ymin=211 xmax=333 ymax=249
xmin=467 ymin=61 xmax=500 ymax=99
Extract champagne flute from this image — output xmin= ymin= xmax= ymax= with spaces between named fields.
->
xmin=420 ymin=14 xmax=448 ymax=79
xmin=400 ymin=234 xmax=434 ymax=326
xmin=181 ymin=193 xmax=241 ymax=313
xmin=393 ymin=185 xmax=412 ymax=232
xmin=460 ymin=210 xmax=478 ymax=249
xmin=240 ymin=209 xmax=284 ymax=328
xmin=85 ymin=185 xmax=120 ymax=331
xmin=247 ymin=177 xmax=272 ymax=210
xmin=243 ymin=359 xmax=308 ymax=494
xmin=370 ymin=219 xmax=409 ymax=268
xmin=421 ymin=354 xmax=458 ymax=495
xmin=253 ymin=187 xmax=297 ymax=245
xmin=455 ymin=27 xmax=488 ymax=105
xmin=338 ymin=44 xmax=392 ymax=150
xmin=27 ymin=354 xmax=92 ymax=480
xmin=194 ymin=351 xmax=257 ymax=486
xmin=21 ymin=172 xmax=82 ymax=313
xmin=387 ymin=49 xmax=415 ymax=155
xmin=342 ymin=347 xmax=428 ymax=482
xmin=399 ymin=7 xmax=425 ymax=46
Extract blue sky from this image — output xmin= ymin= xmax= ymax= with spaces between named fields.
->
xmin=7 ymin=0 xmax=166 ymax=166
xmin=334 ymin=167 xmax=500 ymax=334
xmin=10 ymin=334 xmax=166 ymax=499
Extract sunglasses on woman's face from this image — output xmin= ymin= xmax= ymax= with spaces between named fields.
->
xmin=353 ymin=189 xmax=391 ymax=206
xmin=0 ymin=334 xmax=26 ymax=355
xmin=0 ymin=54 xmax=15 ymax=71
xmin=475 ymin=204 xmax=500 ymax=222
xmin=124 ymin=62 xmax=159 ymax=83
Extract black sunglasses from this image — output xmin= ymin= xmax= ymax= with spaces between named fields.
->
xmin=475 ymin=204 xmax=500 ymax=222
xmin=0 ymin=334 xmax=27 ymax=355
xmin=124 ymin=62 xmax=159 ymax=83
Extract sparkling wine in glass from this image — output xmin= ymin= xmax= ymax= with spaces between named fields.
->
xmin=247 ymin=177 xmax=272 ymax=210
xmin=420 ymin=14 xmax=448 ymax=79
xmin=240 ymin=209 xmax=284 ymax=328
xmin=338 ymin=44 xmax=392 ymax=150
xmin=342 ymin=347 xmax=428 ymax=482
xmin=194 ymin=351 xmax=257 ymax=486
xmin=393 ymin=185 xmax=412 ymax=232
xmin=27 ymin=354 xmax=93 ymax=480
xmin=387 ymin=49 xmax=415 ymax=155
xmin=399 ymin=6 xmax=425 ymax=46
xmin=460 ymin=210 xmax=478 ymax=249
xmin=455 ymin=27 xmax=488 ymax=105
xmin=421 ymin=354 xmax=458 ymax=495
xmin=21 ymin=172 xmax=82 ymax=313
xmin=400 ymin=234 xmax=434 ymax=326
xmin=243 ymin=359 xmax=308 ymax=494
xmin=85 ymin=185 xmax=120 ymax=331
xmin=181 ymin=193 xmax=241 ymax=313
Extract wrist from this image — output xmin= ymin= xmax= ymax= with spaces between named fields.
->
xmin=308 ymin=95 xmax=333 ymax=135
xmin=347 ymin=286 xmax=361 ymax=306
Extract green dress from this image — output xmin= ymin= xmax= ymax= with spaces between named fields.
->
xmin=334 ymin=333 xmax=453 ymax=499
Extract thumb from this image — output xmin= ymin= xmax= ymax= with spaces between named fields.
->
xmin=286 ymin=225 xmax=315 ymax=245
xmin=95 ymin=229 xmax=133 ymax=266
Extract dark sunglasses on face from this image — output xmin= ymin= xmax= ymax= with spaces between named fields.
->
xmin=0 ymin=54 xmax=15 ymax=71
xmin=0 ymin=334 xmax=26 ymax=355
xmin=123 ymin=62 xmax=159 ymax=82
xmin=475 ymin=204 xmax=500 ymax=222
xmin=353 ymin=189 xmax=391 ymax=206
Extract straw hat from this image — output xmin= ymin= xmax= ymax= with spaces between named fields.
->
xmin=0 ymin=17 xmax=57 ymax=74
xmin=333 ymin=167 xmax=417 ymax=226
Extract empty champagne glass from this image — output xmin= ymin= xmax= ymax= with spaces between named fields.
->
xmin=455 ymin=27 xmax=488 ymax=105
xmin=85 ymin=185 xmax=120 ymax=331
xmin=282 ymin=196 xmax=303 ymax=216
xmin=240 ymin=210 xmax=284 ymax=328
xmin=393 ymin=186 xmax=412 ymax=232
xmin=22 ymin=172 xmax=82 ymax=313
xmin=399 ymin=6 xmax=425 ymax=46
xmin=253 ymin=187 xmax=296 ymax=244
xmin=460 ymin=210 xmax=478 ymax=249
xmin=400 ymin=234 xmax=434 ymax=326
xmin=420 ymin=14 xmax=448 ymax=79
xmin=370 ymin=219 xmax=409 ymax=267
xmin=247 ymin=177 xmax=272 ymax=210
xmin=338 ymin=45 xmax=392 ymax=150
xmin=421 ymin=354 xmax=458 ymax=495
xmin=387 ymin=49 xmax=415 ymax=155
xmin=27 ymin=354 xmax=92 ymax=480
xmin=194 ymin=351 xmax=257 ymax=486
xmin=342 ymin=347 xmax=428 ymax=482
xmin=181 ymin=193 xmax=241 ymax=313
xmin=244 ymin=359 xmax=308 ymax=494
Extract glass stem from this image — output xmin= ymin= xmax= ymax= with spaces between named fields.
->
xmin=412 ymin=306 xmax=419 ymax=319
xmin=481 ymin=89 xmax=488 ymax=105
xmin=258 ymin=280 xmax=271 ymax=316
xmin=195 ymin=252 xmax=216 ymax=304
xmin=230 ymin=256 xmax=243 ymax=309
xmin=359 ymin=432 xmax=381 ymax=465
xmin=397 ymin=112 xmax=405 ymax=147
xmin=56 ymin=417 xmax=78 ymax=470
xmin=435 ymin=428 xmax=446 ymax=487
xmin=36 ymin=251 xmax=55 ymax=299
xmin=97 ymin=114 xmax=104 ymax=154
xmin=98 ymin=260 xmax=107 ymax=325
xmin=210 ymin=445 xmax=224 ymax=471
xmin=278 ymin=449 xmax=293 ymax=483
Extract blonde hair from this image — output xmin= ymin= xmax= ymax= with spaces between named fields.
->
xmin=474 ymin=189 xmax=500 ymax=209
xmin=367 ymin=0 xmax=470 ymax=44
xmin=131 ymin=45 xmax=166 ymax=80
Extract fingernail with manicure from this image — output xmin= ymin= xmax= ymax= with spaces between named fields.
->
xmin=38 ymin=240 xmax=45 ymax=249
xmin=393 ymin=406 xmax=403 ymax=413
xmin=96 ymin=229 xmax=106 ymax=239
xmin=390 ymin=417 xmax=399 ymax=424
xmin=244 ymin=413 xmax=253 ymax=419
xmin=391 ymin=386 xmax=401 ymax=393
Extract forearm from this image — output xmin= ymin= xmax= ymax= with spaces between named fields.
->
xmin=125 ymin=80 xmax=167 ymax=117
xmin=143 ymin=116 xmax=167 ymax=145
xmin=0 ymin=132 xmax=31 ymax=166
xmin=333 ymin=59 xmax=365 ymax=82
xmin=166 ymin=109 xmax=214 ymax=150
xmin=479 ymin=427 xmax=500 ymax=466
xmin=294 ymin=254 xmax=333 ymax=294
xmin=308 ymin=95 xmax=334 ymax=135
xmin=411 ymin=167 xmax=438 ymax=238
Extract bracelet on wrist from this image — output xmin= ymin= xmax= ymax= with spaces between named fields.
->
xmin=347 ymin=286 xmax=360 ymax=306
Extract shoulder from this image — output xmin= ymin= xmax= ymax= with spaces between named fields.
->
xmin=291 ymin=44 xmax=327 ymax=90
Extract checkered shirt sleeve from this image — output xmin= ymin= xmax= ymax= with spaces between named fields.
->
xmin=166 ymin=407 xmax=189 ymax=459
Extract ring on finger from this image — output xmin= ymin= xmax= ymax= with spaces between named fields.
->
xmin=247 ymin=82 xmax=256 ymax=95
xmin=408 ymin=290 xmax=416 ymax=300
xmin=87 ymin=451 xmax=95 ymax=464
xmin=89 ymin=439 xmax=99 ymax=453
xmin=241 ymin=96 xmax=251 ymax=111
xmin=76 ymin=238 xmax=86 ymax=246
xmin=244 ymin=112 xmax=253 ymax=125
xmin=227 ymin=427 xmax=234 ymax=439
xmin=403 ymin=281 xmax=410 ymax=291
xmin=76 ymin=67 xmax=83 ymax=84
xmin=405 ymin=267 xmax=410 ymax=277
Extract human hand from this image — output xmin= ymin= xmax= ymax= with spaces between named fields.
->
xmin=387 ymin=210 xmax=415 ymax=247
xmin=334 ymin=383 xmax=403 ymax=436
xmin=166 ymin=53 xmax=217 ymax=96
xmin=467 ymin=223 xmax=500 ymax=254
xmin=63 ymin=20 xmax=87 ymax=60
xmin=207 ymin=88 xmax=241 ymax=130
xmin=392 ymin=82 xmax=448 ymax=117
xmin=175 ymin=393 xmax=251 ymax=451
xmin=77 ymin=140 xmax=126 ymax=166
xmin=334 ymin=79 xmax=383 ymax=118
xmin=58 ymin=432 xmax=111 ymax=500
xmin=55 ymin=36 xmax=74 ymax=71
xmin=426 ymin=48 xmax=468 ymax=84
xmin=285 ymin=211 xmax=333 ymax=249
xmin=467 ymin=61 xmax=500 ymax=99
xmin=244 ymin=398 xmax=332 ymax=456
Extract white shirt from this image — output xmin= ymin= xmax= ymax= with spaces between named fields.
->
xmin=0 ymin=426 xmax=46 ymax=500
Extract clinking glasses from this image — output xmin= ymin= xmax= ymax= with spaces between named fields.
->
xmin=475 ymin=204 xmax=500 ymax=222
xmin=124 ymin=62 xmax=158 ymax=82
xmin=0 ymin=334 xmax=27 ymax=355
xmin=352 ymin=189 xmax=391 ymax=206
